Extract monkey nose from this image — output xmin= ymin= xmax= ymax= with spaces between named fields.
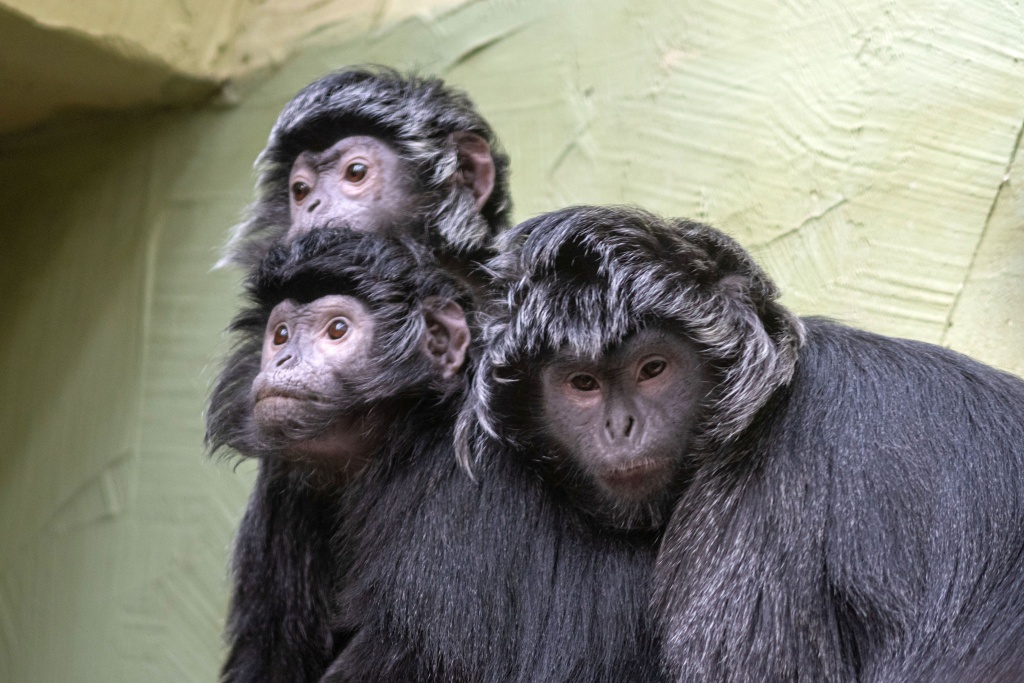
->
xmin=605 ymin=415 xmax=637 ymax=440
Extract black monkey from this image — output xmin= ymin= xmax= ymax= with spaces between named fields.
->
xmin=219 ymin=65 xmax=512 ymax=273
xmin=207 ymin=228 xmax=471 ymax=682
xmin=476 ymin=205 xmax=1024 ymax=682
xmin=210 ymin=67 xmax=511 ymax=682
xmin=311 ymin=249 xmax=679 ymax=680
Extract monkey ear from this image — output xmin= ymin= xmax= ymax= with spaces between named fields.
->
xmin=451 ymin=132 xmax=495 ymax=213
xmin=422 ymin=297 xmax=471 ymax=379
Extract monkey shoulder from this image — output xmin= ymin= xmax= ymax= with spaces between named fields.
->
xmin=762 ymin=318 xmax=1024 ymax=591
xmin=738 ymin=317 xmax=1024 ymax=520
xmin=340 ymin=435 xmax=663 ymax=682
xmin=655 ymin=317 xmax=1024 ymax=682
xmin=792 ymin=317 xmax=1024 ymax=441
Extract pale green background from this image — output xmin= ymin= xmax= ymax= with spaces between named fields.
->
xmin=1 ymin=0 xmax=1023 ymax=680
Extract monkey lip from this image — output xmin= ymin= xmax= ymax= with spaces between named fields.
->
xmin=253 ymin=390 xmax=331 ymax=429
xmin=599 ymin=458 xmax=671 ymax=496
xmin=254 ymin=388 xmax=327 ymax=404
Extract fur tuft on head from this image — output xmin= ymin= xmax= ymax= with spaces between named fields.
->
xmin=207 ymin=226 xmax=471 ymax=460
xmin=219 ymin=66 xmax=512 ymax=268
xmin=457 ymin=205 xmax=804 ymax=470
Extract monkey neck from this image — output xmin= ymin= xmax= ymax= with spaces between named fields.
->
xmin=370 ymin=392 xmax=462 ymax=471
xmin=297 ymin=393 xmax=458 ymax=490
xmin=277 ymin=406 xmax=391 ymax=488
xmin=319 ymin=393 xmax=460 ymax=489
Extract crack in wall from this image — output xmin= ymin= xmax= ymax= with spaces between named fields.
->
xmin=758 ymin=196 xmax=850 ymax=249
xmin=940 ymin=112 xmax=1024 ymax=345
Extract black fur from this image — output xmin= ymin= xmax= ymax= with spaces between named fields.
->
xmin=212 ymin=224 xmax=663 ymax=682
xmin=216 ymin=458 xmax=340 ymax=683
xmin=311 ymin=218 xmax=674 ymax=681
xmin=219 ymin=66 xmax=513 ymax=268
xmin=210 ymin=66 xmax=511 ymax=683
xmin=657 ymin=319 xmax=1024 ymax=682
xmin=468 ymin=205 xmax=1024 ymax=682
xmin=206 ymin=228 xmax=469 ymax=682
xmin=322 ymin=406 xmax=665 ymax=683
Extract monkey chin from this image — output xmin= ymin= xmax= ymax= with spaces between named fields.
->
xmin=254 ymin=394 xmax=319 ymax=426
xmin=596 ymin=457 xmax=675 ymax=503
xmin=255 ymin=396 xmax=376 ymax=477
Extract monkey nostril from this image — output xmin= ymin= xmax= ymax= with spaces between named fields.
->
xmin=274 ymin=353 xmax=293 ymax=368
xmin=607 ymin=416 xmax=636 ymax=439
xmin=307 ymin=199 xmax=321 ymax=212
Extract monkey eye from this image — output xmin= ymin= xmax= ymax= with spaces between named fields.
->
xmin=272 ymin=324 xmax=289 ymax=346
xmin=326 ymin=319 xmax=349 ymax=340
xmin=344 ymin=162 xmax=368 ymax=182
xmin=291 ymin=181 xmax=311 ymax=202
xmin=569 ymin=374 xmax=600 ymax=392
xmin=638 ymin=359 xmax=667 ymax=381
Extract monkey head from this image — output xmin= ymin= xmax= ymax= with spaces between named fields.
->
xmin=463 ymin=206 xmax=804 ymax=529
xmin=537 ymin=327 xmax=710 ymax=506
xmin=208 ymin=227 xmax=471 ymax=476
xmin=220 ymin=66 xmax=513 ymax=269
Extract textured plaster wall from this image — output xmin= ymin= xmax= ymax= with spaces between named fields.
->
xmin=0 ymin=0 xmax=464 ymax=133
xmin=1 ymin=0 xmax=1023 ymax=680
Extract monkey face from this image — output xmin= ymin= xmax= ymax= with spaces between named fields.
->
xmin=252 ymin=294 xmax=379 ymax=469
xmin=286 ymin=136 xmax=423 ymax=241
xmin=539 ymin=328 xmax=710 ymax=507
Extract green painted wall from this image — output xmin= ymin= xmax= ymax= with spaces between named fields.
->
xmin=1 ymin=0 xmax=1022 ymax=679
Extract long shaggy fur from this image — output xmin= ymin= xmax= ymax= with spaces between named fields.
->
xmin=323 ymin=385 xmax=665 ymax=683
xmin=206 ymin=228 xmax=470 ymax=683
xmin=464 ymin=205 xmax=1024 ymax=681
xmin=655 ymin=320 xmax=1024 ymax=682
xmin=219 ymin=66 xmax=513 ymax=268
xmin=459 ymin=205 xmax=805 ymax=470
xmin=217 ymin=458 xmax=342 ymax=683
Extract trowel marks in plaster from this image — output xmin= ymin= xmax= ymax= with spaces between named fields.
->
xmin=467 ymin=0 xmax=1024 ymax=348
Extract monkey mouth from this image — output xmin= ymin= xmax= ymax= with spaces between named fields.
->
xmin=253 ymin=389 xmax=333 ymax=433
xmin=599 ymin=458 xmax=672 ymax=499
xmin=254 ymin=387 xmax=328 ymax=404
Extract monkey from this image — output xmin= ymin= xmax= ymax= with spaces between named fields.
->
xmin=214 ymin=226 xmax=667 ymax=683
xmin=207 ymin=227 xmax=471 ymax=682
xmin=209 ymin=66 xmax=511 ymax=682
xmin=468 ymin=204 xmax=1024 ymax=682
xmin=218 ymin=65 xmax=512 ymax=279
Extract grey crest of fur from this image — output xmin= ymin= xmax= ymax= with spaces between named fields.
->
xmin=219 ymin=65 xmax=513 ymax=269
xmin=207 ymin=225 xmax=471 ymax=459
xmin=457 ymin=205 xmax=805 ymax=470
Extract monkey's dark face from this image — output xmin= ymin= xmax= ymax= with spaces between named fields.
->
xmin=538 ymin=328 xmax=710 ymax=520
xmin=252 ymin=294 xmax=379 ymax=472
xmin=287 ymin=136 xmax=422 ymax=241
